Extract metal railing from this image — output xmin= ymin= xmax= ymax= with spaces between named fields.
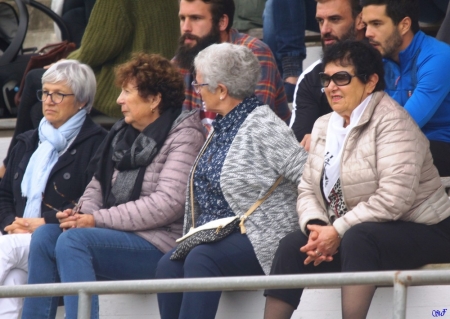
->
xmin=1 ymin=269 xmax=450 ymax=319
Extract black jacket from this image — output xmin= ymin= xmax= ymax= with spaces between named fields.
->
xmin=291 ymin=59 xmax=332 ymax=141
xmin=0 ymin=116 xmax=107 ymax=234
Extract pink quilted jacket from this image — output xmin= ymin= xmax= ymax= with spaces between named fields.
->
xmin=79 ymin=111 xmax=205 ymax=253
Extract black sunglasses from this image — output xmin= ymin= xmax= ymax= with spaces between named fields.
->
xmin=319 ymin=71 xmax=366 ymax=88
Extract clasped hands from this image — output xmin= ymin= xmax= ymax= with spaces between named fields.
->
xmin=56 ymin=209 xmax=95 ymax=230
xmin=4 ymin=217 xmax=45 ymax=234
xmin=3 ymin=209 xmax=94 ymax=234
xmin=300 ymin=224 xmax=341 ymax=266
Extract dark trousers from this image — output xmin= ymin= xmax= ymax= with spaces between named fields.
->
xmin=155 ymin=232 xmax=264 ymax=319
xmin=429 ymin=140 xmax=450 ymax=177
xmin=266 ymin=217 xmax=450 ymax=309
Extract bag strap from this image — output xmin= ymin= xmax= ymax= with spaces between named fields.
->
xmin=189 ymin=131 xmax=216 ymax=228
xmin=189 ymin=130 xmax=283 ymax=234
xmin=239 ymin=175 xmax=284 ymax=234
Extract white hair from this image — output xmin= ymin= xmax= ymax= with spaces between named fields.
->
xmin=42 ymin=60 xmax=96 ymax=113
xmin=194 ymin=43 xmax=261 ymax=100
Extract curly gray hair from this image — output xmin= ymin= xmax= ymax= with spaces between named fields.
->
xmin=194 ymin=43 xmax=261 ymax=100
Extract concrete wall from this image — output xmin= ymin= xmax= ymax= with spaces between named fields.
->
xmin=51 ymin=287 xmax=450 ymax=319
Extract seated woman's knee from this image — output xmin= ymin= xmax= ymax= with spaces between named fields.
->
xmin=54 ymin=229 xmax=83 ymax=257
xmin=30 ymin=224 xmax=61 ymax=249
xmin=278 ymin=230 xmax=308 ymax=254
xmin=340 ymin=222 xmax=380 ymax=253
xmin=155 ymin=250 xmax=183 ymax=279
xmin=183 ymin=245 xmax=221 ymax=276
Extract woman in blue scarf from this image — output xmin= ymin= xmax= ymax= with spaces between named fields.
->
xmin=0 ymin=60 xmax=106 ymax=319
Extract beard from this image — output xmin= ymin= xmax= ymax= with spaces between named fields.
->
xmin=321 ymin=22 xmax=357 ymax=52
xmin=175 ymin=25 xmax=221 ymax=70
xmin=372 ymin=28 xmax=403 ymax=59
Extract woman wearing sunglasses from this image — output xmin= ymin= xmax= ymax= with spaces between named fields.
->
xmin=0 ymin=60 xmax=107 ymax=319
xmin=264 ymin=40 xmax=450 ymax=319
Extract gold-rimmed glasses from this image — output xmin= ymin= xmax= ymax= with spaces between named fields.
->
xmin=191 ymin=80 xmax=209 ymax=94
xmin=42 ymin=183 xmax=83 ymax=216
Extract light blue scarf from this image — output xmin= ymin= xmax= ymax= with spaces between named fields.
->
xmin=21 ymin=109 xmax=87 ymax=218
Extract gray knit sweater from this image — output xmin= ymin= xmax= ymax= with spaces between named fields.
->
xmin=183 ymin=105 xmax=308 ymax=274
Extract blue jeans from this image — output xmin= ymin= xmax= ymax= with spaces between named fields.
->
xmin=263 ymin=0 xmax=318 ymax=101
xmin=263 ymin=0 xmax=318 ymax=77
xmin=155 ymin=232 xmax=264 ymax=319
xmin=21 ymin=224 xmax=164 ymax=319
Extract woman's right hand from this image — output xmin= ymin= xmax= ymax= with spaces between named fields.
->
xmin=4 ymin=221 xmax=29 ymax=234
xmin=4 ymin=217 xmax=45 ymax=234
xmin=300 ymin=134 xmax=311 ymax=152
xmin=57 ymin=209 xmax=78 ymax=230
xmin=301 ymin=225 xmax=341 ymax=266
xmin=57 ymin=209 xmax=95 ymax=229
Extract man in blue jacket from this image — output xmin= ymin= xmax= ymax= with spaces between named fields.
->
xmin=362 ymin=0 xmax=450 ymax=176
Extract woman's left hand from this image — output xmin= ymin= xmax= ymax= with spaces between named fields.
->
xmin=300 ymin=225 xmax=341 ymax=266
xmin=4 ymin=217 xmax=45 ymax=234
xmin=57 ymin=210 xmax=95 ymax=230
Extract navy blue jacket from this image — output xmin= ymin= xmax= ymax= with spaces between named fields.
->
xmin=0 ymin=116 xmax=107 ymax=234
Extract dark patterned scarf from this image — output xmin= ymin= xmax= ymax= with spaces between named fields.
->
xmin=94 ymin=108 xmax=180 ymax=208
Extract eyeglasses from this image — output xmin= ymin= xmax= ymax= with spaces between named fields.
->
xmin=191 ymin=80 xmax=209 ymax=94
xmin=42 ymin=183 xmax=83 ymax=216
xmin=319 ymin=71 xmax=366 ymax=88
xmin=37 ymin=90 xmax=75 ymax=104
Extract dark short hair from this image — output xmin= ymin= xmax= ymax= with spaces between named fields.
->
xmin=361 ymin=0 xmax=419 ymax=33
xmin=184 ymin=0 xmax=235 ymax=32
xmin=315 ymin=0 xmax=362 ymax=19
xmin=322 ymin=40 xmax=386 ymax=92
xmin=115 ymin=53 xmax=185 ymax=114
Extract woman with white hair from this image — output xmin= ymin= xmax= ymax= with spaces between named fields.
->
xmin=0 ymin=59 xmax=106 ymax=319
xmin=155 ymin=43 xmax=308 ymax=319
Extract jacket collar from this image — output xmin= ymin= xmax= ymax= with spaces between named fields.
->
xmin=383 ymin=31 xmax=424 ymax=71
xmin=17 ymin=115 xmax=104 ymax=152
xmin=354 ymin=91 xmax=386 ymax=128
xmin=398 ymin=31 xmax=425 ymax=63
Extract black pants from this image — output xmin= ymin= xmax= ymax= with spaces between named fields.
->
xmin=265 ymin=217 xmax=450 ymax=309
xmin=429 ymin=140 xmax=450 ymax=177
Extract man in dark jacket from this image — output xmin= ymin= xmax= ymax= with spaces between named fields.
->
xmin=289 ymin=0 xmax=366 ymax=150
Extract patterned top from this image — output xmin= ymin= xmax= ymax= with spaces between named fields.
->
xmin=328 ymin=178 xmax=348 ymax=218
xmin=193 ymin=96 xmax=262 ymax=226
xmin=175 ymin=29 xmax=290 ymax=130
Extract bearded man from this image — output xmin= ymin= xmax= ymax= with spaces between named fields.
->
xmin=174 ymin=0 xmax=290 ymax=129
xmin=290 ymin=0 xmax=366 ymax=149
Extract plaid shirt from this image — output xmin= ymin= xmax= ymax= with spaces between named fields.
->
xmin=175 ymin=29 xmax=290 ymax=129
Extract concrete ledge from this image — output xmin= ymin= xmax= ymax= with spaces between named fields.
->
xmin=52 ymin=283 xmax=450 ymax=319
xmin=0 ymin=118 xmax=16 ymax=131
xmin=420 ymin=263 xmax=450 ymax=270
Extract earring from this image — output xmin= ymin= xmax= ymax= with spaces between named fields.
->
xmin=220 ymin=97 xmax=224 ymax=100
xmin=151 ymin=108 xmax=155 ymax=113
xmin=78 ymin=107 xmax=82 ymax=110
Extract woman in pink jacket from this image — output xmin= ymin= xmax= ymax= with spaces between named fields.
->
xmin=21 ymin=53 xmax=205 ymax=319
xmin=264 ymin=40 xmax=450 ymax=319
